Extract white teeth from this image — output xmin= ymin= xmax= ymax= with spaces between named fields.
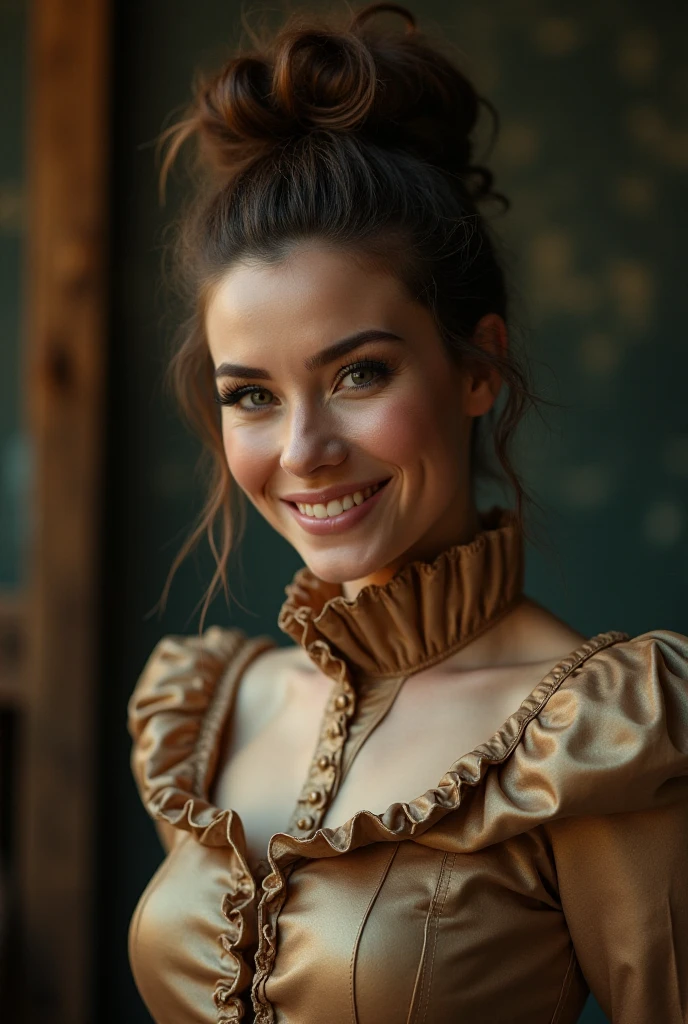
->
xmin=296 ymin=482 xmax=384 ymax=518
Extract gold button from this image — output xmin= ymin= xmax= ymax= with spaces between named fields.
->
xmin=334 ymin=693 xmax=349 ymax=710
xmin=307 ymin=789 xmax=321 ymax=804
xmin=297 ymin=816 xmax=313 ymax=831
xmin=328 ymin=722 xmax=341 ymax=739
xmin=317 ymin=755 xmax=330 ymax=770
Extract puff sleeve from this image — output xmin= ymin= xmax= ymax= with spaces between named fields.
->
xmin=127 ymin=626 xmax=245 ymax=826
xmin=542 ymin=630 xmax=688 ymax=1024
xmin=126 ymin=626 xmax=277 ymax=1024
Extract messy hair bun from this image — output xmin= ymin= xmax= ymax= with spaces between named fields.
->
xmin=160 ymin=3 xmax=542 ymax=628
xmin=162 ymin=3 xmax=505 ymax=205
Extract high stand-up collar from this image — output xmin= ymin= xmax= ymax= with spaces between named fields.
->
xmin=277 ymin=505 xmax=526 ymax=682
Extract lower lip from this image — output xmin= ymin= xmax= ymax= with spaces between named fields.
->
xmin=282 ymin=480 xmax=391 ymax=536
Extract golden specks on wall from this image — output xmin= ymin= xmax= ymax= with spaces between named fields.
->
xmin=643 ymin=500 xmax=685 ymax=547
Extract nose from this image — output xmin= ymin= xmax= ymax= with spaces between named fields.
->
xmin=279 ymin=405 xmax=348 ymax=479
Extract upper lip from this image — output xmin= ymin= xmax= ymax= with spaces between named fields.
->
xmin=280 ymin=478 xmax=390 ymax=505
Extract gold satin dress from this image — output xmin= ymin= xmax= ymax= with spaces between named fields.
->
xmin=127 ymin=506 xmax=688 ymax=1023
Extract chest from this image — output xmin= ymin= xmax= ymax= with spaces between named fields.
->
xmin=210 ymin=660 xmax=332 ymax=870
xmin=209 ymin=652 xmax=550 ymax=873
xmin=129 ymin=826 xmax=586 ymax=1024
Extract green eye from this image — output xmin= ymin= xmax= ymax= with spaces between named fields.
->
xmin=336 ymin=359 xmax=391 ymax=393
xmin=349 ymin=368 xmax=376 ymax=386
xmin=245 ymin=389 xmax=272 ymax=407
xmin=215 ymin=383 xmax=275 ymax=411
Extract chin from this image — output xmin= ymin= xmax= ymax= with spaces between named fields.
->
xmin=295 ymin=538 xmax=402 ymax=587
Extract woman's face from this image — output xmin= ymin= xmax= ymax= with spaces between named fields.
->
xmin=205 ymin=242 xmax=503 ymax=589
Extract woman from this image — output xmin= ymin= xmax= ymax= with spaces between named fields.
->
xmin=127 ymin=5 xmax=688 ymax=1023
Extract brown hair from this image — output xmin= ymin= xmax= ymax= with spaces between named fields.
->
xmin=158 ymin=2 xmax=549 ymax=628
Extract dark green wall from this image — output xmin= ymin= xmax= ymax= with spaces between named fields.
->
xmin=100 ymin=2 xmax=687 ymax=1021
xmin=0 ymin=0 xmax=28 ymax=589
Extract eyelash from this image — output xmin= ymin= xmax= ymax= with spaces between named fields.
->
xmin=214 ymin=358 xmax=393 ymax=411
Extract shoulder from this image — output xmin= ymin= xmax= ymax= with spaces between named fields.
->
xmin=127 ymin=626 xmax=278 ymax=823
xmin=128 ymin=627 xmax=245 ymax=721
xmin=127 ymin=626 xmax=258 ymax=744
xmin=449 ymin=628 xmax=688 ymax=850
xmin=516 ymin=628 xmax=688 ymax=818
xmin=553 ymin=627 xmax=688 ymax=721
xmin=495 ymin=595 xmax=589 ymax=664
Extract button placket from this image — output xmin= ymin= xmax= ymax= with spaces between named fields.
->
xmin=286 ymin=675 xmax=357 ymax=838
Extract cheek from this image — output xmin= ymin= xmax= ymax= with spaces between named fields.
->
xmin=221 ymin=420 xmax=275 ymax=496
xmin=349 ymin=388 xmax=461 ymax=467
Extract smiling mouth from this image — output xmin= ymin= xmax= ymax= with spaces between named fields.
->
xmin=291 ymin=480 xmax=390 ymax=520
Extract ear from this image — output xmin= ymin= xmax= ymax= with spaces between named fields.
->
xmin=463 ymin=313 xmax=508 ymax=418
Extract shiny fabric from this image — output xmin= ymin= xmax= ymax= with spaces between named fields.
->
xmin=127 ymin=505 xmax=688 ymax=1023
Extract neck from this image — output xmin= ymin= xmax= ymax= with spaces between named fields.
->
xmin=341 ymin=494 xmax=483 ymax=601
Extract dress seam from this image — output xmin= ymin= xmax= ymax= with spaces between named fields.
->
xmin=549 ymin=946 xmax=578 ymax=1023
xmin=348 ymin=843 xmax=400 ymax=1024
xmin=406 ymin=851 xmax=456 ymax=1024
xmin=420 ymin=852 xmax=455 ymax=1024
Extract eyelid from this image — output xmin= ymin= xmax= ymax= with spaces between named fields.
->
xmin=214 ymin=383 xmax=274 ymax=409
xmin=334 ymin=357 xmax=390 ymax=386
xmin=216 ymin=355 xmax=393 ymax=408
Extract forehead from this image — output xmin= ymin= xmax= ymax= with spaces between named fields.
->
xmin=204 ymin=243 xmax=417 ymax=363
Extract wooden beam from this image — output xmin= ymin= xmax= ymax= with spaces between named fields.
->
xmin=19 ymin=1 xmax=109 ymax=1020
xmin=0 ymin=593 xmax=26 ymax=709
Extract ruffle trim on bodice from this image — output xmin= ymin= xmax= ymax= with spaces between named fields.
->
xmin=128 ymin=626 xmax=277 ymax=1023
xmin=250 ymin=626 xmax=688 ymax=1021
xmin=260 ymin=627 xmax=688 ymax=867
xmin=128 ymin=624 xmax=688 ymax=1023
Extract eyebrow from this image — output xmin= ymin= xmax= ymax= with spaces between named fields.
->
xmin=213 ymin=329 xmax=405 ymax=381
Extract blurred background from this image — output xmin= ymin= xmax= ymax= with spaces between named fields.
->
xmin=0 ymin=0 xmax=686 ymax=1021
